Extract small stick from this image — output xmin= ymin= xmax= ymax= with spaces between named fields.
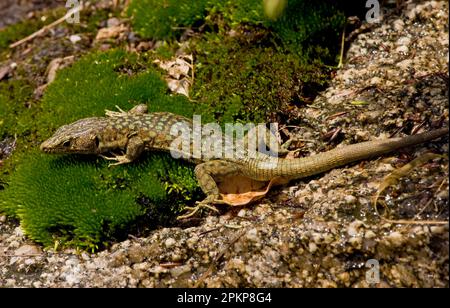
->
xmin=10 ymin=4 xmax=83 ymax=49
xmin=337 ymin=23 xmax=346 ymax=69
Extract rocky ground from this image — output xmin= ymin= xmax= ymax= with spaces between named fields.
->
xmin=0 ymin=0 xmax=448 ymax=287
xmin=0 ymin=0 xmax=62 ymax=29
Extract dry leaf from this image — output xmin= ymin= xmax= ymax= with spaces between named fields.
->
xmin=217 ymin=175 xmax=289 ymax=206
xmin=166 ymin=78 xmax=190 ymax=97
xmin=154 ymin=56 xmax=191 ymax=79
xmin=154 ymin=54 xmax=193 ymax=97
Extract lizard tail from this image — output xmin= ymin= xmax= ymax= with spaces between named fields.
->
xmin=254 ymin=127 xmax=448 ymax=180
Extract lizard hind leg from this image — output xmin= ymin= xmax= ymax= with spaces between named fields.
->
xmin=177 ymin=160 xmax=241 ymax=219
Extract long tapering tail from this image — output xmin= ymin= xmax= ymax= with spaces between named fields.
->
xmin=249 ymin=127 xmax=448 ymax=181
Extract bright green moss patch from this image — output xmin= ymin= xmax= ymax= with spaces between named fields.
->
xmin=0 ymin=49 xmax=203 ymax=250
xmin=0 ymin=78 xmax=36 ymax=183
xmin=127 ymin=0 xmax=210 ymax=40
xmin=0 ymin=78 xmax=34 ymax=138
xmin=1 ymin=152 xmax=199 ymax=250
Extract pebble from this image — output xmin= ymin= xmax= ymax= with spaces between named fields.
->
xmin=396 ymin=59 xmax=413 ymax=70
xmin=8 ymin=240 xmax=20 ymax=249
xmin=393 ymin=19 xmax=404 ymax=31
xmin=349 ymin=236 xmax=362 ymax=248
xmin=430 ymin=226 xmax=446 ymax=234
xmin=164 ymin=238 xmax=176 ymax=248
xmin=106 ymin=17 xmax=120 ymax=28
xmin=128 ymin=245 xmax=146 ymax=264
xmin=246 ymin=228 xmax=259 ymax=242
xmin=237 ymin=209 xmax=246 ymax=217
xmin=386 ymin=231 xmax=404 ymax=247
xmin=397 ymin=37 xmax=411 ymax=46
xmin=69 ymin=34 xmax=81 ymax=44
xmin=308 ymin=242 xmax=317 ymax=253
xmin=344 ymin=195 xmax=357 ymax=204
xmin=396 ymin=45 xmax=409 ymax=54
xmin=370 ymin=76 xmax=383 ymax=85
xmin=170 ymin=265 xmax=191 ymax=277
xmin=337 ymin=272 xmax=350 ymax=285
xmin=347 ymin=220 xmax=364 ymax=237
xmin=365 ymin=230 xmax=376 ymax=239
xmin=14 ymin=227 xmax=24 ymax=237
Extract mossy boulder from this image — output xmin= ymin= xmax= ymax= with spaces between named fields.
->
xmin=0 ymin=49 xmax=202 ymax=250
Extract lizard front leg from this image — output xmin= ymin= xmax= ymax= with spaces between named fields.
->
xmin=101 ymin=135 xmax=145 ymax=166
xmin=177 ymin=160 xmax=241 ymax=219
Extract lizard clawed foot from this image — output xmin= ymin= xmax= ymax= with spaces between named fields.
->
xmin=100 ymin=154 xmax=132 ymax=166
xmin=177 ymin=196 xmax=222 ymax=220
xmin=105 ymin=105 xmax=127 ymax=117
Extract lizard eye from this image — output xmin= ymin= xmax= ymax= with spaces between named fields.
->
xmin=62 ymin=140 xmax=71 ymax=147
xmin=94 ymin=137 xmax=100 ymax=147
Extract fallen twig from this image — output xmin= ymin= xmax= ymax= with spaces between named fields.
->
xmin=10 ymin=4 xmax=83 ymax=48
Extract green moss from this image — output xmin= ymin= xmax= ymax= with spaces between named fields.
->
xmin=191 ymin=32 xmax=330 ymax=123
xmin=127 ymin=0 xmax=210 ymax=40
xmin=127 ymin=0 xmax=345 ymax=58
xmin=0 ymin=78 xmax=34 ymax=138
xmin=268 ymin=0 xmax=345 ymax=59
xmin=1 ymin=152 xmax=199 ymax=250
xmin=127 ymin=0 xmax=264 ymax=40
xmin=126 ymin=0 xmax=344 ymax=124
xmin=1 ymin=49 xmax=203 ymax=250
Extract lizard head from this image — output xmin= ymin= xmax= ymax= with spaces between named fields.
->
xmin=40 ymin=117 xmax=105 ymax=154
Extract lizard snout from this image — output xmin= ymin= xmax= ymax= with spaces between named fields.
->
xmin=40 ymin=141 xmax=52 ymax=153
xmin=40 ymin=142 xmax=48 ymax=152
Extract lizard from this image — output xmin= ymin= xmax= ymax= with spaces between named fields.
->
xmin=40 ymin=104 xmax=449 ymax=218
